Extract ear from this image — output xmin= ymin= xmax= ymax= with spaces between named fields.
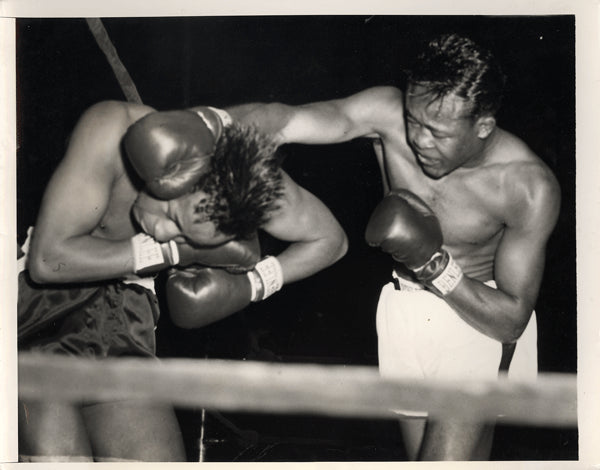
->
xmin=476 ymin=115 xmax=496 ymax=139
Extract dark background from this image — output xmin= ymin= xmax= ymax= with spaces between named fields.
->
xmin=16 ymin=15 xmax=577 ymax=461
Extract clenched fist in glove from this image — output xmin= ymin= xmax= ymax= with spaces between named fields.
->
xmin=123 ymin=107 xmax=230 ymax=199
xmin=166 ymin=256 xmax=284 ymax=328
xmin=130 ymin=230 xmax=260 ymax=276
xmin=365 ymin=189 xmax=463 ymax=295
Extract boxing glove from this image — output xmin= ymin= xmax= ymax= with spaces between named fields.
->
xmin=365 ymin=189 xmax=463 ymax=295
xmin=131 ymin=232 xmax=260 ymax=276
xmin=123 ymin=107 xmax=230 ymax=199
xmin=167 ymin=256 xmax=284 ymax=328
xmin=166 ymin=267 xmax=253 ymax=328
xmin=176 ymin=234 xmax=261 ymax=273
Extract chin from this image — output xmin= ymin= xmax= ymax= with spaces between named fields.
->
xmin=421 ymin=165 xmax=448 ymax=180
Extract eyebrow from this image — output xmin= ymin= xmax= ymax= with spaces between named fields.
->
xmin=405 ymin=110 xmax=450 ymax=135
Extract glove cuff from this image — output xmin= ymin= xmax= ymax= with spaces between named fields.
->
xmin=414 ymin=250 xmax=463 ymax=296
xmin=131 ymin=233 xmax=166 ymax=273
xmin=247 ymin=256 xmax=283 ymax=302
xmin=168 ymin=240 xmax=180 ymax=265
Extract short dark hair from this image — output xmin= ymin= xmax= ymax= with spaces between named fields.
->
xmin=191 ymin=123 xmax=285 ymax=239
xmin=405 ymin=34 xmax=506 ymax=117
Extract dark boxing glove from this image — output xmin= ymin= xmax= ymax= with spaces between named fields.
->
xmin=167 ymin=256 xmax=284 ymax=328
xmin=123 ymin=107 xmax=231 ymax=199
xmin=176 ymin=234 xmax=261 ymax=273
xmin=365 ymin=189 xmax=463 ymax=295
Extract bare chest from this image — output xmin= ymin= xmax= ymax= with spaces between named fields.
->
xmin=92 ymin=171 xmax=140 ymax=240
xmin=373 ymin=138 xmax=505 ymax=269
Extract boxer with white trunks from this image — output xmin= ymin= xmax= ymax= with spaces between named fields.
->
xmin=230 ymin=33 xmax=561 ymax=460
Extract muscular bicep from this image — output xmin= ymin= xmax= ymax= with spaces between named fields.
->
xmin=494 ymin=172 xmax=561 ymax=311
xmin=268 ymin=87 xmax=404 ymax=145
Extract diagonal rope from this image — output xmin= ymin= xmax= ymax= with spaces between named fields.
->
xmin=85 ymin=18 xmax=142 ymax=104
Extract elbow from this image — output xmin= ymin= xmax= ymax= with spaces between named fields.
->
xmin=325 ymin=227 xmax=348 ymax=265
xmin=335 ymin=230 xmax=349 ymax=262
xmin=27 ymin=253 xmax=57 ymax=284
xmin=499 ymin=313 xmax=532 ymax=344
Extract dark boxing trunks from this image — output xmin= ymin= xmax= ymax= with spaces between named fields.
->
xmin=18 ymin=271 xmax=159 ymax=358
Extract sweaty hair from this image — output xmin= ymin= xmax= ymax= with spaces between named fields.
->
xmin=405 ymin=34 xmax=506 ymax=118
xmin=191 ymin=122 xmax=284 ymax=239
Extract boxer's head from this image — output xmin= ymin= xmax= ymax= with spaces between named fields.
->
xmin=132 ymin=123 xmax=284 ymax=245
xmin=404 ymin=33 xmax=506 ymax=120
xmin=403 ymin=34 xmax=505 ymax=178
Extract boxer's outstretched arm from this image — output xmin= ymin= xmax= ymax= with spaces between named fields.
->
xmin=227 ymin=86 xmax=404 ymax=145
xmin=260 ymin=171 xmax=348 ymax=284
xmin=28 ymin=101 xmax=154 ymax=284
xmin=443 ymin=164 xmax=561 ymax=343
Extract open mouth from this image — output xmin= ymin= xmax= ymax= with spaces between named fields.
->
xmin=417 ymin=153 xmax=437 ymax=167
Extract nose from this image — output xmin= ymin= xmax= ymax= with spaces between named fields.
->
xmin=133 ymin=205 xmax=181 ymax=242
xmin=410 ymin=125 xmax=434 ymax=150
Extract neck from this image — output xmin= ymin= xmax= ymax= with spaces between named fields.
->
xmin=461 ymin=127 xmax=501 ymax=170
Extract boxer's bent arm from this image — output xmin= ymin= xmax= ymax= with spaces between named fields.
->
xmin=441 ymin=166 xmax=561 ymax=343
xmin=229 ymin=87 xmax=403 ymax=145
xmin=28 ymin=101 xmax=154 ymax=284
xmin=260 ymin=172 xmax=348 ymax=284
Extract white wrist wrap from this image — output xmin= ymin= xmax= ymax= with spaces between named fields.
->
xmin=131 ymin=233 xmax=165 ymax=273
xmin=207 ymin=106 xmax=233 ymax=128
xmin=168 ymin=240 xmax=180 ymax=265
xmin=431 ymin=253 xmax=464 ymax=295
xmin=247 ymin=256 xmax=283 ymax=302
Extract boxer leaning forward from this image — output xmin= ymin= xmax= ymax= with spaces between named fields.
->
xmin=18 ymin=101 xmax=347 ymax=461
xmin=229 ymin=33 xmax=561 ymax=460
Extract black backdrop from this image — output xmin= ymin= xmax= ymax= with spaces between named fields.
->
xmin=16 ymin=15 xmax=576 ymax=461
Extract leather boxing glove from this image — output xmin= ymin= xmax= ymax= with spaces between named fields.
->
xmin=365 ymin=189 xmax=463 ymax=295
xmin=123 ymin=107 xmax=231 ymax=199
xmin=166 ymin=256 xmax=284 ymax=328
xmin=176 ymin=234 xmax=261 ymax=273
xmin=166 ymin=267 xmax=253 ymax=328
xmin=130 ymin=232 xmax=260 ymax=276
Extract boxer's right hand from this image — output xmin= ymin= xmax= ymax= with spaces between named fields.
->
xmin=365 ymin=188 xmax=443 ymax=270
xmin=176 ymin=233 xmax=261 ymax=273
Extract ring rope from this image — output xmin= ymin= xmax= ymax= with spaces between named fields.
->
xmin=85 ymin=18 xmax=142 ymax=104
xmin=18 ymin=353 xmax=577 ymax=428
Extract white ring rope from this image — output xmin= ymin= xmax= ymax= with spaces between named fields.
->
xmin=18 ymin=353 xmax=576 ymax=428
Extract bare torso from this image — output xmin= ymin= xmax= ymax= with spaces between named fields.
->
xmin=90 ymin=168 xmax=140 ymax=240
xmin=89 ymin=103 xmax=153 ymax=242
xmin=373 ymin=125 xmax=542 ymax=281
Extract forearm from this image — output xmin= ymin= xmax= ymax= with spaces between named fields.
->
xmin=28 ymin=233 xmax=171 ymax=284
xmin=442 ymin=276 xmax=533 ymax=343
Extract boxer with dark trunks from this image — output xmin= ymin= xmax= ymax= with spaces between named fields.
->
xmin=19 ymin=102 xmax=347 ymax=461
xmin=229 ymin=34 xmax=561 ymax=460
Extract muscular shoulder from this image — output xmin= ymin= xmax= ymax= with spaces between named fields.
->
xmin=493 ymin=133 xmax=561 ymax=233
xmin=336 ymin=86 xmax=405 ymax=138
xmin=78 ymin=100 xmax=154 ymax=131
xmin=349 ymin=86 xmax=404 ymax=118
xmin=66 ymin=101 xmax=155 ymax=167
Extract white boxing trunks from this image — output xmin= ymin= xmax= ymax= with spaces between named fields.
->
xmin=376 ymin=273 xmax=537 ymax=417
